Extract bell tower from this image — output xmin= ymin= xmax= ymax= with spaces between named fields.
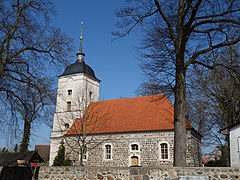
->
xmin=49 ymin=25 xmax=100 ymax=165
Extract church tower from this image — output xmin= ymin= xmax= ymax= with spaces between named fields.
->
xmin=49 ymin=29 xmax=100 ymax=165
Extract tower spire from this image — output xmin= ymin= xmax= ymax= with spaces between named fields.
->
xmin=76 ymin=21 xmax=85 ymax=62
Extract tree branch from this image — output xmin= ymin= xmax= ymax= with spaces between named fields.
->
xmin=186 ymin=37 xmax=240 ymax=67
xmin=154 ymin=0 xmax=176 ymax=45
xmin=191 ymin=18 xmax=240 ymax=30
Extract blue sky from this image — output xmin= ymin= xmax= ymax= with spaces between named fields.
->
xmin=54 ymin=1 xmax=142 ymax=100
xmin=29 ymin=1 xmax=143 ymax=148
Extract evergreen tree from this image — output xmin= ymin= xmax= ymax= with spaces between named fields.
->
xmin=53 ymin=141 xmax=65 ymax=166
xmin=53 ymin=141 xmax=71 ymax=166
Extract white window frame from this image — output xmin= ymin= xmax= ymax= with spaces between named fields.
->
xmin=81 ymin=146 xmax=88 ymax=161
xmin=129 ymin=142 xmax=141 ymax=167
xmin=159 ymin=142 xmax=170 ymax=160
xmin=129 ymin=142 xmax=140 ymax=152
xmin=103 ymin=143 xmax=113 ymax=160
xmin=78 ymin=146 xmax=88 ymax=162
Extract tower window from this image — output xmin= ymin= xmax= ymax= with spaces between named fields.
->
xmin=68 ymin=89 xmax=72 ymax=95
xmin=89 ymin=91 xmax=92 ymax=99
xmin=67 ymin=101 xmax=71 ymax=112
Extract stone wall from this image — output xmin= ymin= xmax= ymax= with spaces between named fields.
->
xmin=36 ymin=166 xmax=240 ymax=180
xmin=65 ymin=129 xmax=201 ymax=167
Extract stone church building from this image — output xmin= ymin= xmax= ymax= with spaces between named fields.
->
xmin=49 ymin=34 xmax=202 ymax=167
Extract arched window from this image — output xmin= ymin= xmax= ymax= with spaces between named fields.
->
xmin=80 ymin=145 xmax=87 ymax=161
xmin=104 ymin=144 xmax=112 ymax=160
xmin=160 ymin=142 xmax=169 ymax=160
xmin=129 ymin=142 xmax=141 ymax=167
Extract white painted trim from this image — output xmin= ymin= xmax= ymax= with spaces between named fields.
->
xmin=78 ymin=148 xmax=88 ymax=162
xmin=128 ymin=142 xmax=141 ymax=166
xmin=103 ymin=143 xmax=113 ymax=160
xmin=129 ymin=142 xmax=140 ymax=152
xmin=159 ymin=141 xmax=171 ymax=161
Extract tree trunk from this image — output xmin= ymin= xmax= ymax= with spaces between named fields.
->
xmin=79 ymin=146 xmax=83 ymax=166
xmin=173 ymin=0 xmax=187 ymax=166
xmin=20 ymin=119 xmax=31 ymax=152
xmin=173 ymin=61 xmax=187 ymax=167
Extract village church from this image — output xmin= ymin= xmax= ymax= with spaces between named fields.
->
xmin=49 ymin=33 xmax=202 ymax=167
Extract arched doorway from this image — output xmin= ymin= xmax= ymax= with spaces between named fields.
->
xmin=131 ymin=156 xmax=139 ymax=166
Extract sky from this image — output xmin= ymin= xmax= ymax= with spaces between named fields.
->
xmin=29 ymin=1 xmax=143 ymax=148
xmin=54 ymin=1 xmax=142 ymax=100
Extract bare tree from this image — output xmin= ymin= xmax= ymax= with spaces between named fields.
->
xmin=61 ymin=85 xmax=110 ymax=166
xmin=187 ymin=45 xmax=240 ymax=165
xmin=0 ymin=0 xmax=72 ymax=145
xmin=114 ymin=0 xmax=240 ymax=166
xmin=64 ymin=103 xmax=110 ymax=166
xmin=13 ymin=78 xmax=55 ymax=152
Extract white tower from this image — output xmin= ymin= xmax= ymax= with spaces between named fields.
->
xmin=49 ymin=29 xmax=100 ymax=165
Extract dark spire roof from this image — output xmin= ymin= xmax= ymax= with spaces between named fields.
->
xmin=59 ymin=24 xmax=100 ymax=82
xmin=60 ymin=61 xmax=100 ymax=82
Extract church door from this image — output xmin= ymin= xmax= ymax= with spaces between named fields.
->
xmin=131 ymin=156 xmax=139 ymax=166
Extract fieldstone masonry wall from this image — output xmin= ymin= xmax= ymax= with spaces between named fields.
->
xmin=65 ymin=130 xmax=201 ymax=167
xmin=36 ymin=166 xmax=240 ymax=180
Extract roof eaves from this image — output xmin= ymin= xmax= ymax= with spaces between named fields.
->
xmin=65 ymin=129 xmax=176 ymax=136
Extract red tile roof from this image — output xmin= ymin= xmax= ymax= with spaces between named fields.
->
xmin=66 ymin=94 xmax=192 ymax=135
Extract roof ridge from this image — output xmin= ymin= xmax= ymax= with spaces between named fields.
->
xmin=95 ymin=94 xmax=166 ymax=103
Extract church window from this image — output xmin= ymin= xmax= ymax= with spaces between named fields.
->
xmin=104 ymin=144 xmax=112 ymax=160
xmin=130 ymin=142 xmax=140 ymax=152
xmin=131 ymin=144 xmax=139 ymax=151
xmin=83 ymin=149 xmax=87 ymax=160
xmin=67 ymin=101 xmax=71 ymax=111
xmin=68 ymin=89 xmax=72 ymax=95
xmin=160 ymin=142 xmax=169 ymax=160
xmin=80 ymin=145 xmax=87 ymax=161
xmin=129 ymin=143 xmax=140 ymax=166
